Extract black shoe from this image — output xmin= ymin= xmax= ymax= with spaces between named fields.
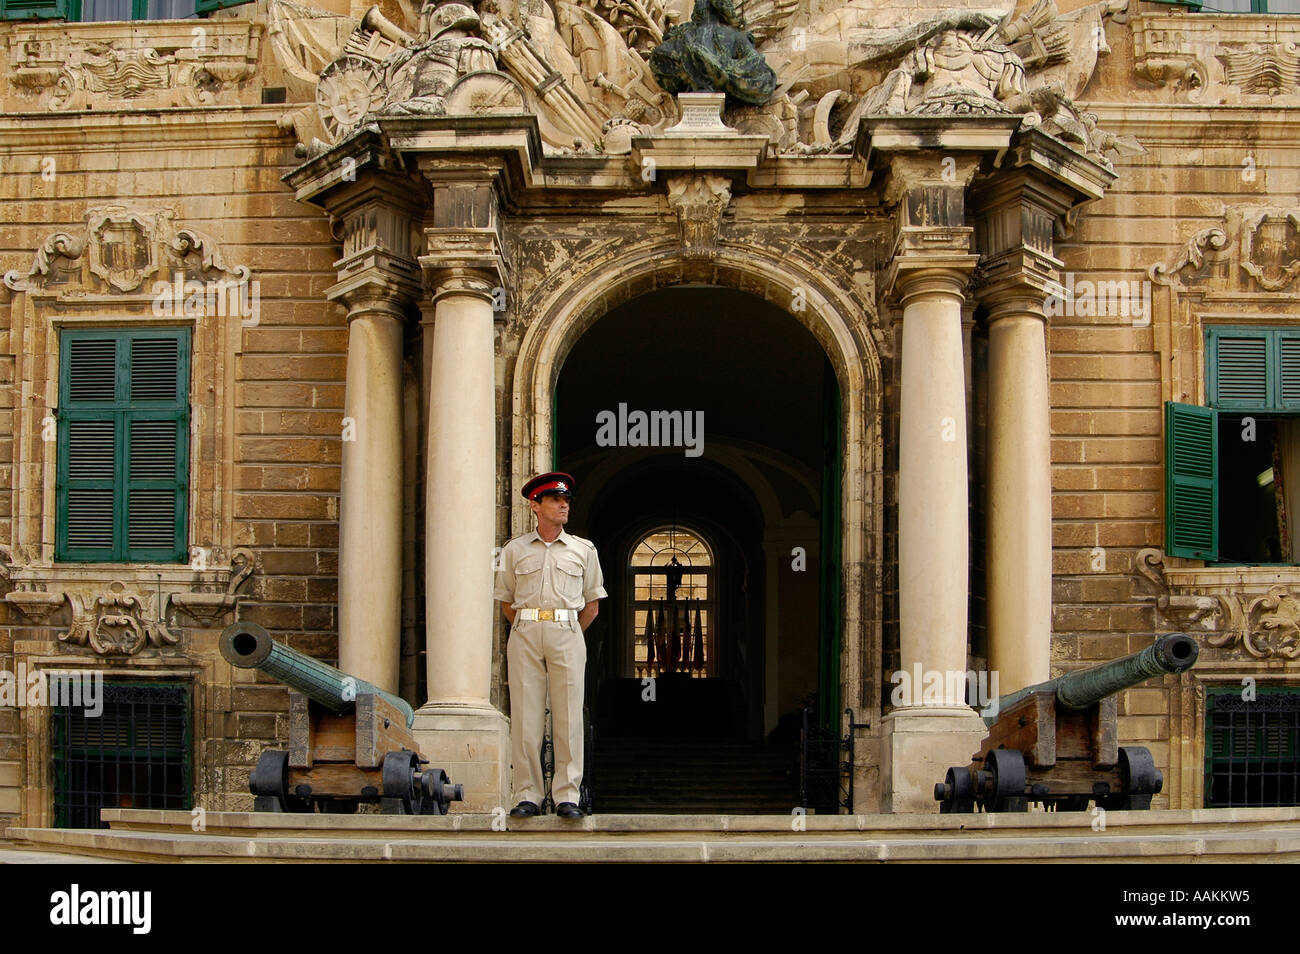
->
xmin=556 ymin=802 xmax=584 ymax=819
xmin=509 ymin=800 xmax=540 ymax=817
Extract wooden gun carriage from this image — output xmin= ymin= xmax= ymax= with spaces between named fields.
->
xmin=220 ymin=621 xmax=463 ymax=815
xmin=934 ymin=633 xmax=1199 ymax=813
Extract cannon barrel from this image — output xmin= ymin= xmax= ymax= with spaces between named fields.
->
xmin=988 ymin=632 xmax=1198 ymax=723
xmin=220 ymin=621 xmax=415 ymax=728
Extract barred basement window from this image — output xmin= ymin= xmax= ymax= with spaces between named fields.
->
xmin=57 ymin=328 xmax=190 ymax=563
xmin=52 ymin=682 xmax=192 ymax=829
xmin=1205 ymin=688 xmax=1300 ymax=808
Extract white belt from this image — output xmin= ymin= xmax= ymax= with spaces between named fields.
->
xmin=518 ymin=608 xmax=577 ymax=622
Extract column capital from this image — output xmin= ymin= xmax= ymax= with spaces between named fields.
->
xmin=878 ymin=152 xmax=980 ymax=305
xmin=417 ymin=160 xmax=509 ymax=296
xmin=327 ymin=272 xmax=419 ymax=320
xmin=883 ymin=227 xmax=980 ymax=305
xmin=419 ymin=234 xmax=508 ymax=296
xmin=427 ymin=270 xmax=502 ymax=308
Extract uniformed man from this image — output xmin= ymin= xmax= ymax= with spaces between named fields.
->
xmin=493 ymin=472 xmax=606 ymax=819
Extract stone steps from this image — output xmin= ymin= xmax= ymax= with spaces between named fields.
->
xmin=591 ymin=738 xmax=798 ymax=813
xmin=5 ymin=807 xmax=1300 ymax=863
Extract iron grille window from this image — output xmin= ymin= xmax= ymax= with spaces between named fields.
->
xmin=57 ymin=327 xmax=190 ymax=563
xmin=1205 ymin=687 xmax=1300 ymax=807
xmin=52 ymin=682 xmax=192 ymax=828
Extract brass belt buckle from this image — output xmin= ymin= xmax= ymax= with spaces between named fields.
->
xmin=537 ymin=609 xmax=555 ymax=621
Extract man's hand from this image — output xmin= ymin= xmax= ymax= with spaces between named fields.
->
xmin=501 ymin=601 xmax=516 ymax=626
xmin=578 ymin=600 xmax=599 ymax=632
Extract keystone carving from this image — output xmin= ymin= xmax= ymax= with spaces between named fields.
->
xmin=666 ymin=174 xmax=732 ymax=259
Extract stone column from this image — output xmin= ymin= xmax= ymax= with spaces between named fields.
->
xmin=972 ymin=159 xmax=1098 ymax=696
xmin=423 ymin=273 xmax=497 ymax=706
xmin=325 ymin=193 xmax=420 ymax=697
xmin=332 ymin=291 xmax=406 ymax=693
xmin=410 ymin=163 xmax=511 ymax=812
xmin=879 ymin=154 xmax=989 ymax=813
xmin=984 ymin=293 xmax=1052 ymax=693
xmin=897 ymin=269 xmax=972 ymax=694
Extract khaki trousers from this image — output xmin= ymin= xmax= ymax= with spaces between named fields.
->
xmin=507 ymin=617 xmax=586 ymax=807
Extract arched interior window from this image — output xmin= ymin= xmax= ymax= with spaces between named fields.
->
xmin=629 ymin=527 xmax=713 ymax=678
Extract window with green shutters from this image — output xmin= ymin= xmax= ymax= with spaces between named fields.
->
xmin=57 ymin=328 xmax=190 ymax=563
xmin=0 ymin=0 xmax=252 ymax=20
xmin=1165 ymin=401 xmax=1218 ymax=560
xmin=1166 ymin=325 xmax=1300 ymax=562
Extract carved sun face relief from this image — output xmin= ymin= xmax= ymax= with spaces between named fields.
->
xmin=316 ymin=56 xmax=386 ymax=141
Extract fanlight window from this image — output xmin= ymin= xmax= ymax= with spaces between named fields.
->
xmin=629 ymin=528 xmax=713 ymax=678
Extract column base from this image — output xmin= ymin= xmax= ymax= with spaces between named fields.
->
xmin=411 ymin=704 xmax=511 ymax=813
xmin=880 ymin=706 xmax=989 ymax=814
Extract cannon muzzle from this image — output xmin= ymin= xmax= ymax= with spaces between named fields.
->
xmin=220 ymin=621 xmax=415 ymax=728
xmin=988 ymin=632 xmax=1198 ymax=723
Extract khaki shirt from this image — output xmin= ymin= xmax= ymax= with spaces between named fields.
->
xmin=493 ymin=529 xmax=607 ymax=611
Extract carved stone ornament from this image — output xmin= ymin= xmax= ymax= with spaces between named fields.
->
xmin=169 ymin=547 xmax=256 ymax=624
xmin=62 ymin=582 xmax=177 ymax=656
xmin=1133 ymin=12 xmax=1300 ymax=99
xmin=1134 ymin=548 xmax=1300 ymax=660
xmin=3 ymin=548 xmax=256 ymax=657
xmin=786 ymin=0 xmax=1133 ymax=167
xmin=88 ymin=209 xmax=158 ymax=293
xmin=1240 ymin=209 xmax=1300 ymax=292
xmin=4 ymin=207 xmax=251 ymax=296
xmin=286 ymin=0 xmax=1132 ymax=162
xmin=1148 ymin=227 xmax=1231 ymax=290
xmin=308 ymin=1 xmax=524 ymax=146
xmin=5 ymin=20 xmax=262 ymax=111
xmin=666 ymin=174 xmax=732 ymax=259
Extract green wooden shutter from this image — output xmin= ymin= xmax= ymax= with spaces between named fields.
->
xmin=59 ymin=338 xmax=119 ymax=560
xmin=125 ymin=334 xmax=189 ymax=562
xmin=1 ymin=0 xmax=71 ymax=19
xmin=1277 ymin=331 xmax=1300 ymax=410
xmin=1165 ymin=401 xmax=1218 ymax=560
xmin=1208 ymin=327 xmax=1270 ymax=409
xmin=58 ymin=329 xmax=189 ymax=563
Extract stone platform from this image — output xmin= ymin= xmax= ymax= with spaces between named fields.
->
xmin=3 ymin=807 xmax=1300 ymax=863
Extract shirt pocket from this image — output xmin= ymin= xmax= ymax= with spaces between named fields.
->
xmin=554 ymin=554 xmax=587 ymax=603
xmin=513 ymin=554 xmax=543 ymax=600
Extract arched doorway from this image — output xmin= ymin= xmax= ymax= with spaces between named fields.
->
xmin=506 ymin=246 xmax=883 ymax=813
xmin=552 ymin=285 xmax=838 ymax=811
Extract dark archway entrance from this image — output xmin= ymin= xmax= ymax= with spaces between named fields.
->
xmin=553 ymin=286 xmax=840 ymax=813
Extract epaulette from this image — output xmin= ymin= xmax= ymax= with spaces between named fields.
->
xmin=565 ymin=534 xmax=596 ymax=551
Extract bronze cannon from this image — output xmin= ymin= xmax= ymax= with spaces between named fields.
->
xmin=934 ymin=633 xmax=1199 ymax=813
xmin=221 ymin=621 xmax=463 ymax=815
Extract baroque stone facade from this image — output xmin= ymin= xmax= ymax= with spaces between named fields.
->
xmin=1 ymin=0 xmax=1299 ymax=828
